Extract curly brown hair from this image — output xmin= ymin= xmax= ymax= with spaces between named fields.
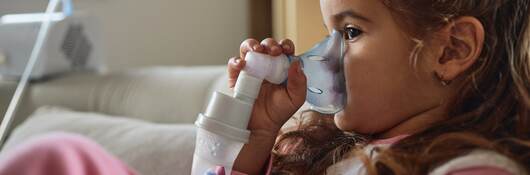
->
xmin=271 ymin=1 xmax=530 ymax=174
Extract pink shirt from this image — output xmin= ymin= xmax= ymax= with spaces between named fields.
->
xmin=225 ymin=135 xmax=517 ymax=175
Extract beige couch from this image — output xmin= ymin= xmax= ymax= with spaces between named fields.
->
xmin=1 ymin=66 xmax=232 ymax=175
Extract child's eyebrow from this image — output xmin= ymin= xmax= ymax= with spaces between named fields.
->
xmin=333 ymin=9 xmax=373 ymax=23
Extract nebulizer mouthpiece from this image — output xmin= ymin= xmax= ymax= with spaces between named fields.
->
xmin=192 ymin=30 xmax=345 ymax=175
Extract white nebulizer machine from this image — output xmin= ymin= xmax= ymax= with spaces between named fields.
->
xmin=192 ymin=30 xmax=345 ymax=175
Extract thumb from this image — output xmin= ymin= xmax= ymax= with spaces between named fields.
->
xmin=286 ymin=60 xmax=307 ymax=108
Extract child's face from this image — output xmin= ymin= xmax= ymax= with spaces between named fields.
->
xmin=321 ymin=0 xmax=444 ymax=134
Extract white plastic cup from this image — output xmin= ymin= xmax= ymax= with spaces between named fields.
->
xmin=192 ymin=92 xmax=252 ymax=175
xmin=192 ymin=127 xmax=246 ymax=175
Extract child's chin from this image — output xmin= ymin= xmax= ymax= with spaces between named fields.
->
xmin=333 ymin=110 xmax=375 ymax=133
xmin=333 ymin=111 xmax=355 ymax=131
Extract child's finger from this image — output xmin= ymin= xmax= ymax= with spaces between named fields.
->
xmin=279 ymin=39 xmax=295 ymax=55
xmin=285 ymin=60 xmax=307 ymax=108
xmin=240 ymin=39 xmax=264 ymax=59
xmin=228 ymin=57 xmax=246 ymax=88
xmin=260 ymin=38 xmax=283 ymax=56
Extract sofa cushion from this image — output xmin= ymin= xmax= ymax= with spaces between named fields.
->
xmin=2 ymin=106 xmax=197 ymax=175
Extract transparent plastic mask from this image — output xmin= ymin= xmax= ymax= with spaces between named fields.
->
xmin=291 ymin=30 xmax=346 ymax=114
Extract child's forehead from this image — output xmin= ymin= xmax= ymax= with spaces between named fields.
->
xmin=321 ymin=0 xmax=386 ymax=22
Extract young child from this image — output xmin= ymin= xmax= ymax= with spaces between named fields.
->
xmin=227 ymin=0 xmax=530 ymax=174
xmin=0 ymin=0 xmax=528 ymax=175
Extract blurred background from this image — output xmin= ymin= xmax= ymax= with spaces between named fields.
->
xmin=0 ymin=0 xmax=329 ymax=70
xmin=0 ymin=0 xmax=270 ymax=70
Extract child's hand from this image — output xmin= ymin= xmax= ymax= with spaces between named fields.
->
xmin=228 ymin=38 xmax=297 ymax=87
xmin=228 ymin=38 xmax=306 ymax=136
xmin=228 ymin=38 xmax=307 ymax=174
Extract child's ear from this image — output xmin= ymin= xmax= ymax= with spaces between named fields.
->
xmin=434 ymin=16 xmax=485 ymax=83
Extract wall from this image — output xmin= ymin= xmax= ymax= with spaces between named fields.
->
xmin=273 ymin=0 xmax=328 ymax=55
xmin=0 ymin=0 xmax=251 ymax=70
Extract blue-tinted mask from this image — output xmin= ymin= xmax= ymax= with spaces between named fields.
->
xmin=291 ymin=30 xmax=346 ymax=114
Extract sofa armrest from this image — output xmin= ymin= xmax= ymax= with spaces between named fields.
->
xmin=14 ymin=66 xmax=229 ymax=127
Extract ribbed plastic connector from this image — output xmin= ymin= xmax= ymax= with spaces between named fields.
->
xmin=199 ymin=92 xmax=253 ymax=141
xmin=233 ymin=71 xmax=263 ymax=103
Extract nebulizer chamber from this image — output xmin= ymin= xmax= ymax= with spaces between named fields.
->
xmin=192 ymin=30 xmax=345 ymax=175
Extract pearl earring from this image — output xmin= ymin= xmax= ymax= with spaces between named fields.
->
xmin=434 ymin=72 xmax=452 ymax=86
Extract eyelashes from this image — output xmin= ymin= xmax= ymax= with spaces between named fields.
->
xmin=343 ymin=26 xmax=363 ymax=41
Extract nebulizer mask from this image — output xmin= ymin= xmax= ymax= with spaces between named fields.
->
xmin=192 ymin=30 xmax=345 ymax=175
xmin=291 ymin=30 xmax=346 ymax=114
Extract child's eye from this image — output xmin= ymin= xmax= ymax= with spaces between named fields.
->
xmin=343 ymin=26 xmax=363 ymax=40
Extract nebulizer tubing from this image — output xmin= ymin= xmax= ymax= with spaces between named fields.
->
xmin=192 ymin=30 xmax=345 ymax=175
xmin=0 ymin=0 xmax=74 ymax=146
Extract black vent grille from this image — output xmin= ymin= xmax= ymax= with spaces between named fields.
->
xmin=61 ymin=24 xmax=93 ymax=69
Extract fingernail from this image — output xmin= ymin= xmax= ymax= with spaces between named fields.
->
xmin=283 ymin=44 xmax=291 ymax=51
xmin=295 ymin=61 xmax=303 ymax=75
xmin=270 ymin=46 xmax=278 ymax=52
xmin=214 ymin=166 xmax=226 ymax=175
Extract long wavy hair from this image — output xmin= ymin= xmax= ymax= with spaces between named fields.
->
xmin=271 ymin=1 xmax=530 ymax=174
